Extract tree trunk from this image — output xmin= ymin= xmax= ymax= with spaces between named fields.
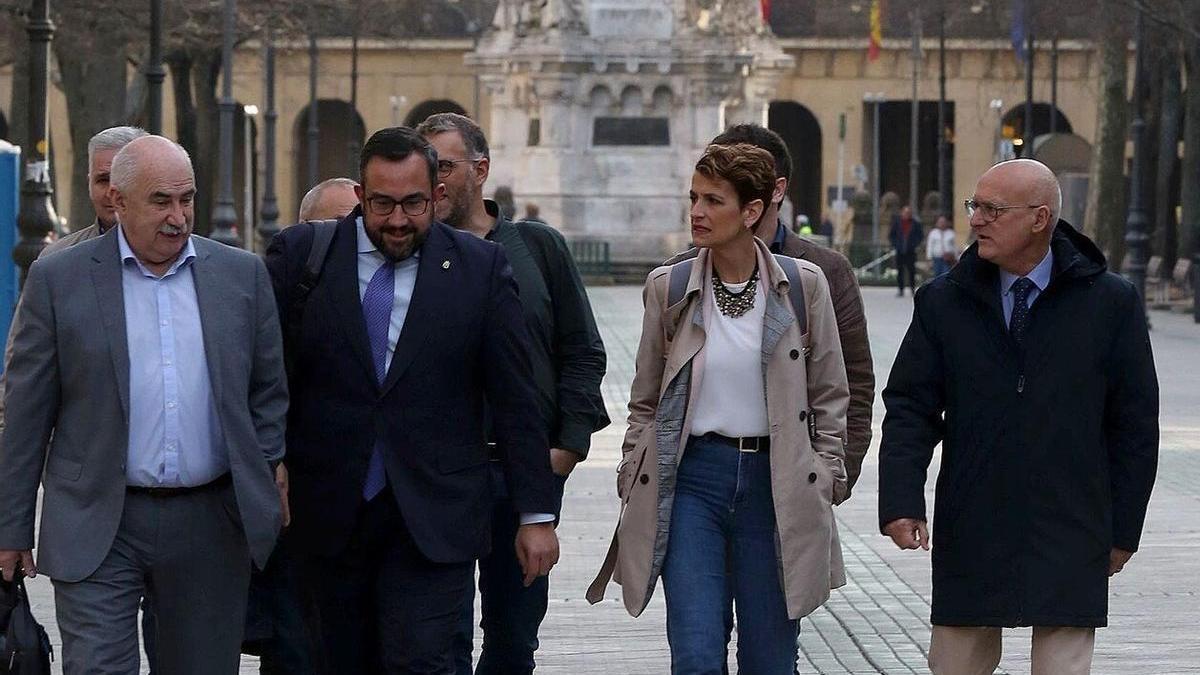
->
xmin=190 ymin=47 xmax=222 ymax=237
xmin=1084 ymin=2 xmax=1130 ymax=267
xmin=54 ymin=33 xmax=128 ymax=231
xmin=1180 ymin=12 xmax=1200 ymax=262
xmin=167 ymin=50 xmax=197 ymax=158
xmin=1153 ymin=45 xmax=1182 ymax=269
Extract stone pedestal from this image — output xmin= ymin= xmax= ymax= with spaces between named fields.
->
xmin=469 ymin=0 xmax=792 ymax=262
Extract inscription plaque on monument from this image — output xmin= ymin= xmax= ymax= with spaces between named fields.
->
xmin=588 ymin=0 xmax=673 ymax=39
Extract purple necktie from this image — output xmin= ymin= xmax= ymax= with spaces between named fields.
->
xmin=361 ymin=260 xmax=395 ymax=500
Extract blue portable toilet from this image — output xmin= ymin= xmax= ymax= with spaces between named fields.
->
xmin=0 ymin=140 xmax=21 ymax=372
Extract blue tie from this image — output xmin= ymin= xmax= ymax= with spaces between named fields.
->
xmin=362 ymin=260 xmax=395 ymax=501
xmin=1009 ymin=277 xmax=1035 ymax=346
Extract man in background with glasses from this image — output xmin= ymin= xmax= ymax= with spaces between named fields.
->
xmin=416 ymin=113 xmax=609 ymax=675
xmin=879 ymin=158 xmax=1158 ymax=675
xmin=265 ymin=126 xmax=561 ymax=673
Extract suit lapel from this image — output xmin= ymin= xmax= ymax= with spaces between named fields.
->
xmin=379 ymin=223 xmax=455 ymax=395
xmin=90 ymin=232 xmax=130 ymax=421
xmin=323 ymin=218 xmax=378 ymax=384
xmin=189 ymin=241 xmax=226 ymax=409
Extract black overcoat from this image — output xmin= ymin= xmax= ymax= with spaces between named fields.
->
xmin=879 ymin=221 xmax=1159 ymax=627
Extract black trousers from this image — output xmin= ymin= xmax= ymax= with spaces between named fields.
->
xmin=896 ymin=251 xmax=918 ymax=292
xmin=298 ymin=485 xmax=474 ymax=675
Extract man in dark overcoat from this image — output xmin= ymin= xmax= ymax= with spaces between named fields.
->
xmin=879 ymin=159 xmax=1159 ymax=675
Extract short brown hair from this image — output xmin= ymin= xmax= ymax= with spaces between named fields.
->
xmin=694 ymin=143 xmax=776 ymax=209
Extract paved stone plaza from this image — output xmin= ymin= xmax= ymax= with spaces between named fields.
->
xmin=20 ymin=287 xmax=1200 ymax=673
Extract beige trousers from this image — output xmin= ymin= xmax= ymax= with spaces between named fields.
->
xmin=928 ymin=625 xmax=1096 ymax=675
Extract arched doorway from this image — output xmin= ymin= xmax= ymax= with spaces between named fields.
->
xmin=294 ymin=99 xmax=367 ymax=213
xmin=1001 ymin=103 xmax=1072 ymax=157
xmin=768 ymin=101 xmax=822 ymax=226
xmin=404 ymin=99 xmax=468 ymax=127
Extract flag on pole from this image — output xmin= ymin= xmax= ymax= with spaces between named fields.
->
xmin=868 ymin=0 xmax=884 ymax=62
xmin=1011 ymin=0 xmax=1029 ymax=63
xmin=761 ymin=0 xmax=771 ymax=24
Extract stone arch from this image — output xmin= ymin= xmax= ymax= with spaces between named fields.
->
xmin=294 ymin=99 xmax=367 ymax=212
xmin=1001 ymin=103 xmax=1073 ymax=157
xmin=589 ymin=85 xmax=615 ymax=112
xmin=768 ymin=101 xmax=823 ymax=225
xmin=404 ymin=99 xmax=468 ymax=127
xmin=619 ymin=85 xmax=644 ymax=116
xmin=650 ymin=85 xmax=674 ymax=115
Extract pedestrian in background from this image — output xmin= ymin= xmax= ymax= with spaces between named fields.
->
xmin=925 ymin=215 xmax=957 ymax=277
xmin=888 ymin=205 xmax=924 ymax=296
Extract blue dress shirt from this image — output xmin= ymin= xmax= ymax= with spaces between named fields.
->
xmin=1000 ymin=247 xmax=1054 ymax=325
xmin=119 ymin=228 xmax=227 ymax=487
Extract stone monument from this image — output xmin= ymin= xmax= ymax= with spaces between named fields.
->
xmin=469 ymin=0 xmax=793 ymax=262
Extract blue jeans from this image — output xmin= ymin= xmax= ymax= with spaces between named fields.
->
xmin=454 ymin=463 xmax=567 ymax=675
xmin=661 ymin=435 xmax=799 ymax=675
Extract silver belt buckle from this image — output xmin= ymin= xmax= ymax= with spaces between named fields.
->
xmin=738 ymin=437 xmax=758 ymax=453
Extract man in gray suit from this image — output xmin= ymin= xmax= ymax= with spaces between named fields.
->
xmin=0 ymin=135 xmax=289 ymax=674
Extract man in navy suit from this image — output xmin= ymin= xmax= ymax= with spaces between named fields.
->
xmin=265 ymin=127 xmax=560 ymax=674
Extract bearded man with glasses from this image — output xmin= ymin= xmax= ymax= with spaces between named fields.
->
xmin=265 ymin=126 xmax=561 ymax=673
xmin=879 ymin=158 xmax=1159 ymax=675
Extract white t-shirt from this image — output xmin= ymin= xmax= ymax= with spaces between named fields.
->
xmin=689 ymin=272 xmax=770 ymax=438
xmin=926 ymin=228 xmax=957 ymax=260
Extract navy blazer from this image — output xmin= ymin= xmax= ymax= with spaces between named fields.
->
xmin=265 ymin=210 xmax=556 ymax=562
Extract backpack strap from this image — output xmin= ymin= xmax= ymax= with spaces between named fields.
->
xmin=284 ymin=219 xmax=338 ymax=379
xmin=773 ymin=254 xmax=808 ymax=335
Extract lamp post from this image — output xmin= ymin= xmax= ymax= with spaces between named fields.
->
xmin=348 ymin=0 xmax=362 ymax=176
xmin=210 ymin=0 xmax=240 ymax=248
xmin=990 ymin=98 xmax=1005 ymax=163
xmin=14 ymin=0 xmax=58 ymax=284
xmin=1023 ymin=0 xmax=1034 ymax=156
xmin=242 ymin=104 xmax=258 ymax=251
xmin=146 ymin=0 xmax=165 ymax=134
xmin=307 ymin=25 xmax=319 ymax=190
xmin=864 ymin=92 xmax=885 ymax=249
xmin=909 ymin=6 xmax=921 ymax=213
xmin=258 ymin=28 xmax=280 ymax=247
xmin=937 ymin=8 xmax=949 ymax=218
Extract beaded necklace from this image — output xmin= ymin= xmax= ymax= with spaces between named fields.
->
xmin=712 ymin=264 xmax=759 ymax=318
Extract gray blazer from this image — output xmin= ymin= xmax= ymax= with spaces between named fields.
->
xmin=0 ymin=230 xmax=288 ymax=582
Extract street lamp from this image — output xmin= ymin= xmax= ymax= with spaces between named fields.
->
xmin=258 ymin=28 xmax=280 ymax=247
xmin=989 ymin=98 xmax=1005 ymax=163
xmin=14 ymin=0 xmax=58 ymax=283
xmin=146 ymin=0 xmax=165 ymax=134
xmin=864 ymin=92 xmax=885 ymax=249
xmin=210 ymin=0 xmax=240 ymax=248
xmin=242 ymin=104 xmax=258 ymax=251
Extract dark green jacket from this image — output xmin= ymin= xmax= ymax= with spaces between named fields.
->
xmin=485 ymin=201 xmax=610 ymax=458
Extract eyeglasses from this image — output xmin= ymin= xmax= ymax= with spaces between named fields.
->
xmin=964 ymin=199 xmax=1045 ymax=223
xmin=436 ymin=158 xmax=481 ymax=178
xmin=365 ymin=194 xmax=430 ymax=217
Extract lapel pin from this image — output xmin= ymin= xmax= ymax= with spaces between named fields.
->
xmin=442 ymin=260 xmax=451 ymax=270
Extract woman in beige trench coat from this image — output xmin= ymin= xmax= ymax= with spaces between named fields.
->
xmin=588 ymin=143 xmax=850 ymax=673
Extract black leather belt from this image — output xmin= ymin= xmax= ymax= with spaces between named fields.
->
xmin=126 ymin=472 xmax=231 ymax=498
xmin=700 ymin=433 xmax=770 ymax=453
